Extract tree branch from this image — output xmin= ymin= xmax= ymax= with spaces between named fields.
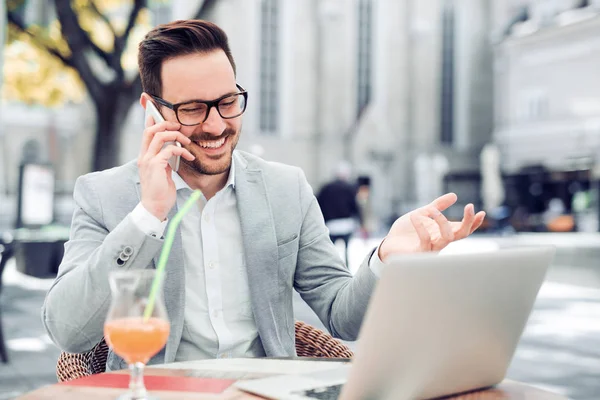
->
xmin=115 ymin=0 xmax=145 ymax=58
xmin=53 ymin=0 xmax=115 ymax=72
xmin=111 ymin=0 xmax=145 ymax=81
xmin=86 ymin=0 xmax=125 ymax=75
xmin=124 ymin=0 xmax=146 ymax=39
xmin=7 ymin=10 xmax=74 ymax=68
xmin=88 ymin=0 xmax=117 ymax=38
xmin=194 ymin=0 xmax=219 ymax=20
xmin=53 ymin=0 xmax=106 ymax=102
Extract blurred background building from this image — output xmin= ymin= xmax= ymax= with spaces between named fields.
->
xmin=2 ymin=0 xmax=600 ymax=232
xmin=2 ymin=1 xmax=600 ymax=399
xmin=493 ymin=0 xmax=600 ymax=233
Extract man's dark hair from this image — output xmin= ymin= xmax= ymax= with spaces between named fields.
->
xmin=138 ymin=19 xmax=237 ymax=97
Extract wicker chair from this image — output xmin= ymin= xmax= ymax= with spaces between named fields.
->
xmin=56 ymin=320 xmax=353 ymax=382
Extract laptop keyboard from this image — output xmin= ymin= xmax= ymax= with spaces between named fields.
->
xmin=292 ymin=384 xmax=343 ymax=399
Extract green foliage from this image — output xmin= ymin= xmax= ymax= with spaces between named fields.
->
xmin=4 ymin=0 xmax=151 ymax=106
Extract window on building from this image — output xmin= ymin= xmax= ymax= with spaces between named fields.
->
xmin=357 ymin=0 xmax=373 ymax=118
xmin=357 ymin=0 xmax=373 ymax=117
xmin=440 ymin=2 xmax=455 ymax=145
xmin=260 ymin=0 xmax=280 ymax=134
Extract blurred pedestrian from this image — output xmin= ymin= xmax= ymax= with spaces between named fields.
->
xmin=317 ymin=162 xmax=360 ymax=266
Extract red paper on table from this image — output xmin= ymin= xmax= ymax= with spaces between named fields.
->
xmin=61 ymin=373 xmax=235 ymax=393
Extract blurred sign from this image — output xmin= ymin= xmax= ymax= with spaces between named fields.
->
xmin=16 ymin=163 xmax=55 ymax=228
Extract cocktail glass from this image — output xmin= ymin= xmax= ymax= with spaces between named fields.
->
xmin=104 ymin=269 xmax=170 ymax=400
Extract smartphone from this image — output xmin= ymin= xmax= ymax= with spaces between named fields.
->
xmin=144 ymin=100 xmax=181 ymax=172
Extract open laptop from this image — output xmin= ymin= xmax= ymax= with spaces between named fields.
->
xmin=235 ymin=246 xmax=556 ymax=400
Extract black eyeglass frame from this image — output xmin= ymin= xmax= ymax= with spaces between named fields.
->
xmin=149 ymin=84 xmax=248 ymax=126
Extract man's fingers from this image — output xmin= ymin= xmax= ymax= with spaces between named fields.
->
xmin=424 ymin=208 xmax=452 ymax=250
xmin=415 ymin=193 xmax=458 ymax=217
xmin=410 ymin=214 xmax=431 ymax=251
xmin=181 ymin=149 xmax=196 ymax=162
xmin=140 ymin=121 xmax=182 ymax=156
xmin=155 ymin=144 xmax=195 ymax=165
xmin=469 ymin=211 xmax=486 ymax=235
xmin=453 ymin=204 xmax=476 ymax=240
xmin=147 ymin=131 xmax=192 ymax=157
xmin=429 ymin=193 xmax=458 ymax=212
xmin=416 ymin=206 xmax=454 ymax=242
xmin=431 ymin=207 xmax=453 ymax=243
xmin=139 ymin=118 xmax=154 ymax=159
xmin=145 ymin=114 xmax=155 ymax=129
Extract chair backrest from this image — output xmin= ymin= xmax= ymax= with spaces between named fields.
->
xmin=294 ymin=321 xmax=354 ymax=358
xmin=56 ymin=321 xmax=354 ymax=382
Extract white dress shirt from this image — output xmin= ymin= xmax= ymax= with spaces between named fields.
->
xmin=131 ymin=158 xmax=264 ymax=361
xmin=130 ymin=160 xmax=386 ymax=360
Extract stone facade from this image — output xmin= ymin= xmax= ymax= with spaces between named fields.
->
xmin=494 ymin=7 xmax=600 ymax=175
xmin=1 ymin=0 xmax=499 ymax=226
xmin=193 ymin=0 xmax=496 ymax=222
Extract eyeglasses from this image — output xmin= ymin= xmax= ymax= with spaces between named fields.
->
xmin=149 ymin=84 xmax=248 ymax=126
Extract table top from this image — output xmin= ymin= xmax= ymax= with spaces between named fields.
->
xmin=17 ymin=358 xmax=567 ymax=400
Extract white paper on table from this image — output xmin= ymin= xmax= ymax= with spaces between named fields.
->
xmin=152 ymin=358 xmax=349 ymax=380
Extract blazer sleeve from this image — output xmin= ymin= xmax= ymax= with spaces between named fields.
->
xmin=41 ymin=174 xmax=163 ymax=353
xmin=293 ymin=169 xmax=378 ymax=341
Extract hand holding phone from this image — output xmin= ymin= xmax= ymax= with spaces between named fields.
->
xmin=144 ymin=101 xmax=182 ymax=172
xmin=138 ymin=99 xmax=193 ymax=221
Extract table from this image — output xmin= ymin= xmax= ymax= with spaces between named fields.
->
xmin=17 ymin=358 xmax=567 ymax=399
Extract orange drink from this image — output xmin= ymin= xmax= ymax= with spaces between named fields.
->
xmin=104 ymin=317 xmax=170 ymax=364
xmin=106 ymin=269 xmax=170 ymax=399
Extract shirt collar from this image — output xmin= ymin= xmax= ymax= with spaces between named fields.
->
xmin=226 ymin=155 xmax=236 ymax=189
xmin=171 ymin=156 xmax=236 ymax=191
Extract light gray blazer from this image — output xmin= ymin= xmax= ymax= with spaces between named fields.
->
xmin=42 ymin=151 xmax=378 ymax=370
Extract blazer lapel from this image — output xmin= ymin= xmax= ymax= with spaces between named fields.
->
xmin=135 ymin=179 xmax=185 ymax=362
xmin=234 ymin=155 xmax=286 ymax=355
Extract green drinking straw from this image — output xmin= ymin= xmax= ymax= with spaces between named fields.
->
xmin=143 ymin=189 xmax=202 ymax=321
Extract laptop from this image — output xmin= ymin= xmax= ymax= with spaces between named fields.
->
xmin=234 ymin=246 xmax=556 ymax=400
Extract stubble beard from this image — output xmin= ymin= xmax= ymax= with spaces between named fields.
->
xmin=181 ymin=127 xmax=240 ymax=176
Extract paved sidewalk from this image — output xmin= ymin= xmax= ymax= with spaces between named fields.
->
xmin=0 ymin=281 xmax=58 ymax=399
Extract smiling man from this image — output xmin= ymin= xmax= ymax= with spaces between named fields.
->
xmin=42 ymin=20 xmax=485 ymax=371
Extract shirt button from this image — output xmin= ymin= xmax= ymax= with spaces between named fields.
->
xmin=208 ymin=261 xmax=215 ymax=269
xmin=204 ymin=214 xmax=210 ymax=223
xmin=213 ymin=310 xmax=219 ymax=318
